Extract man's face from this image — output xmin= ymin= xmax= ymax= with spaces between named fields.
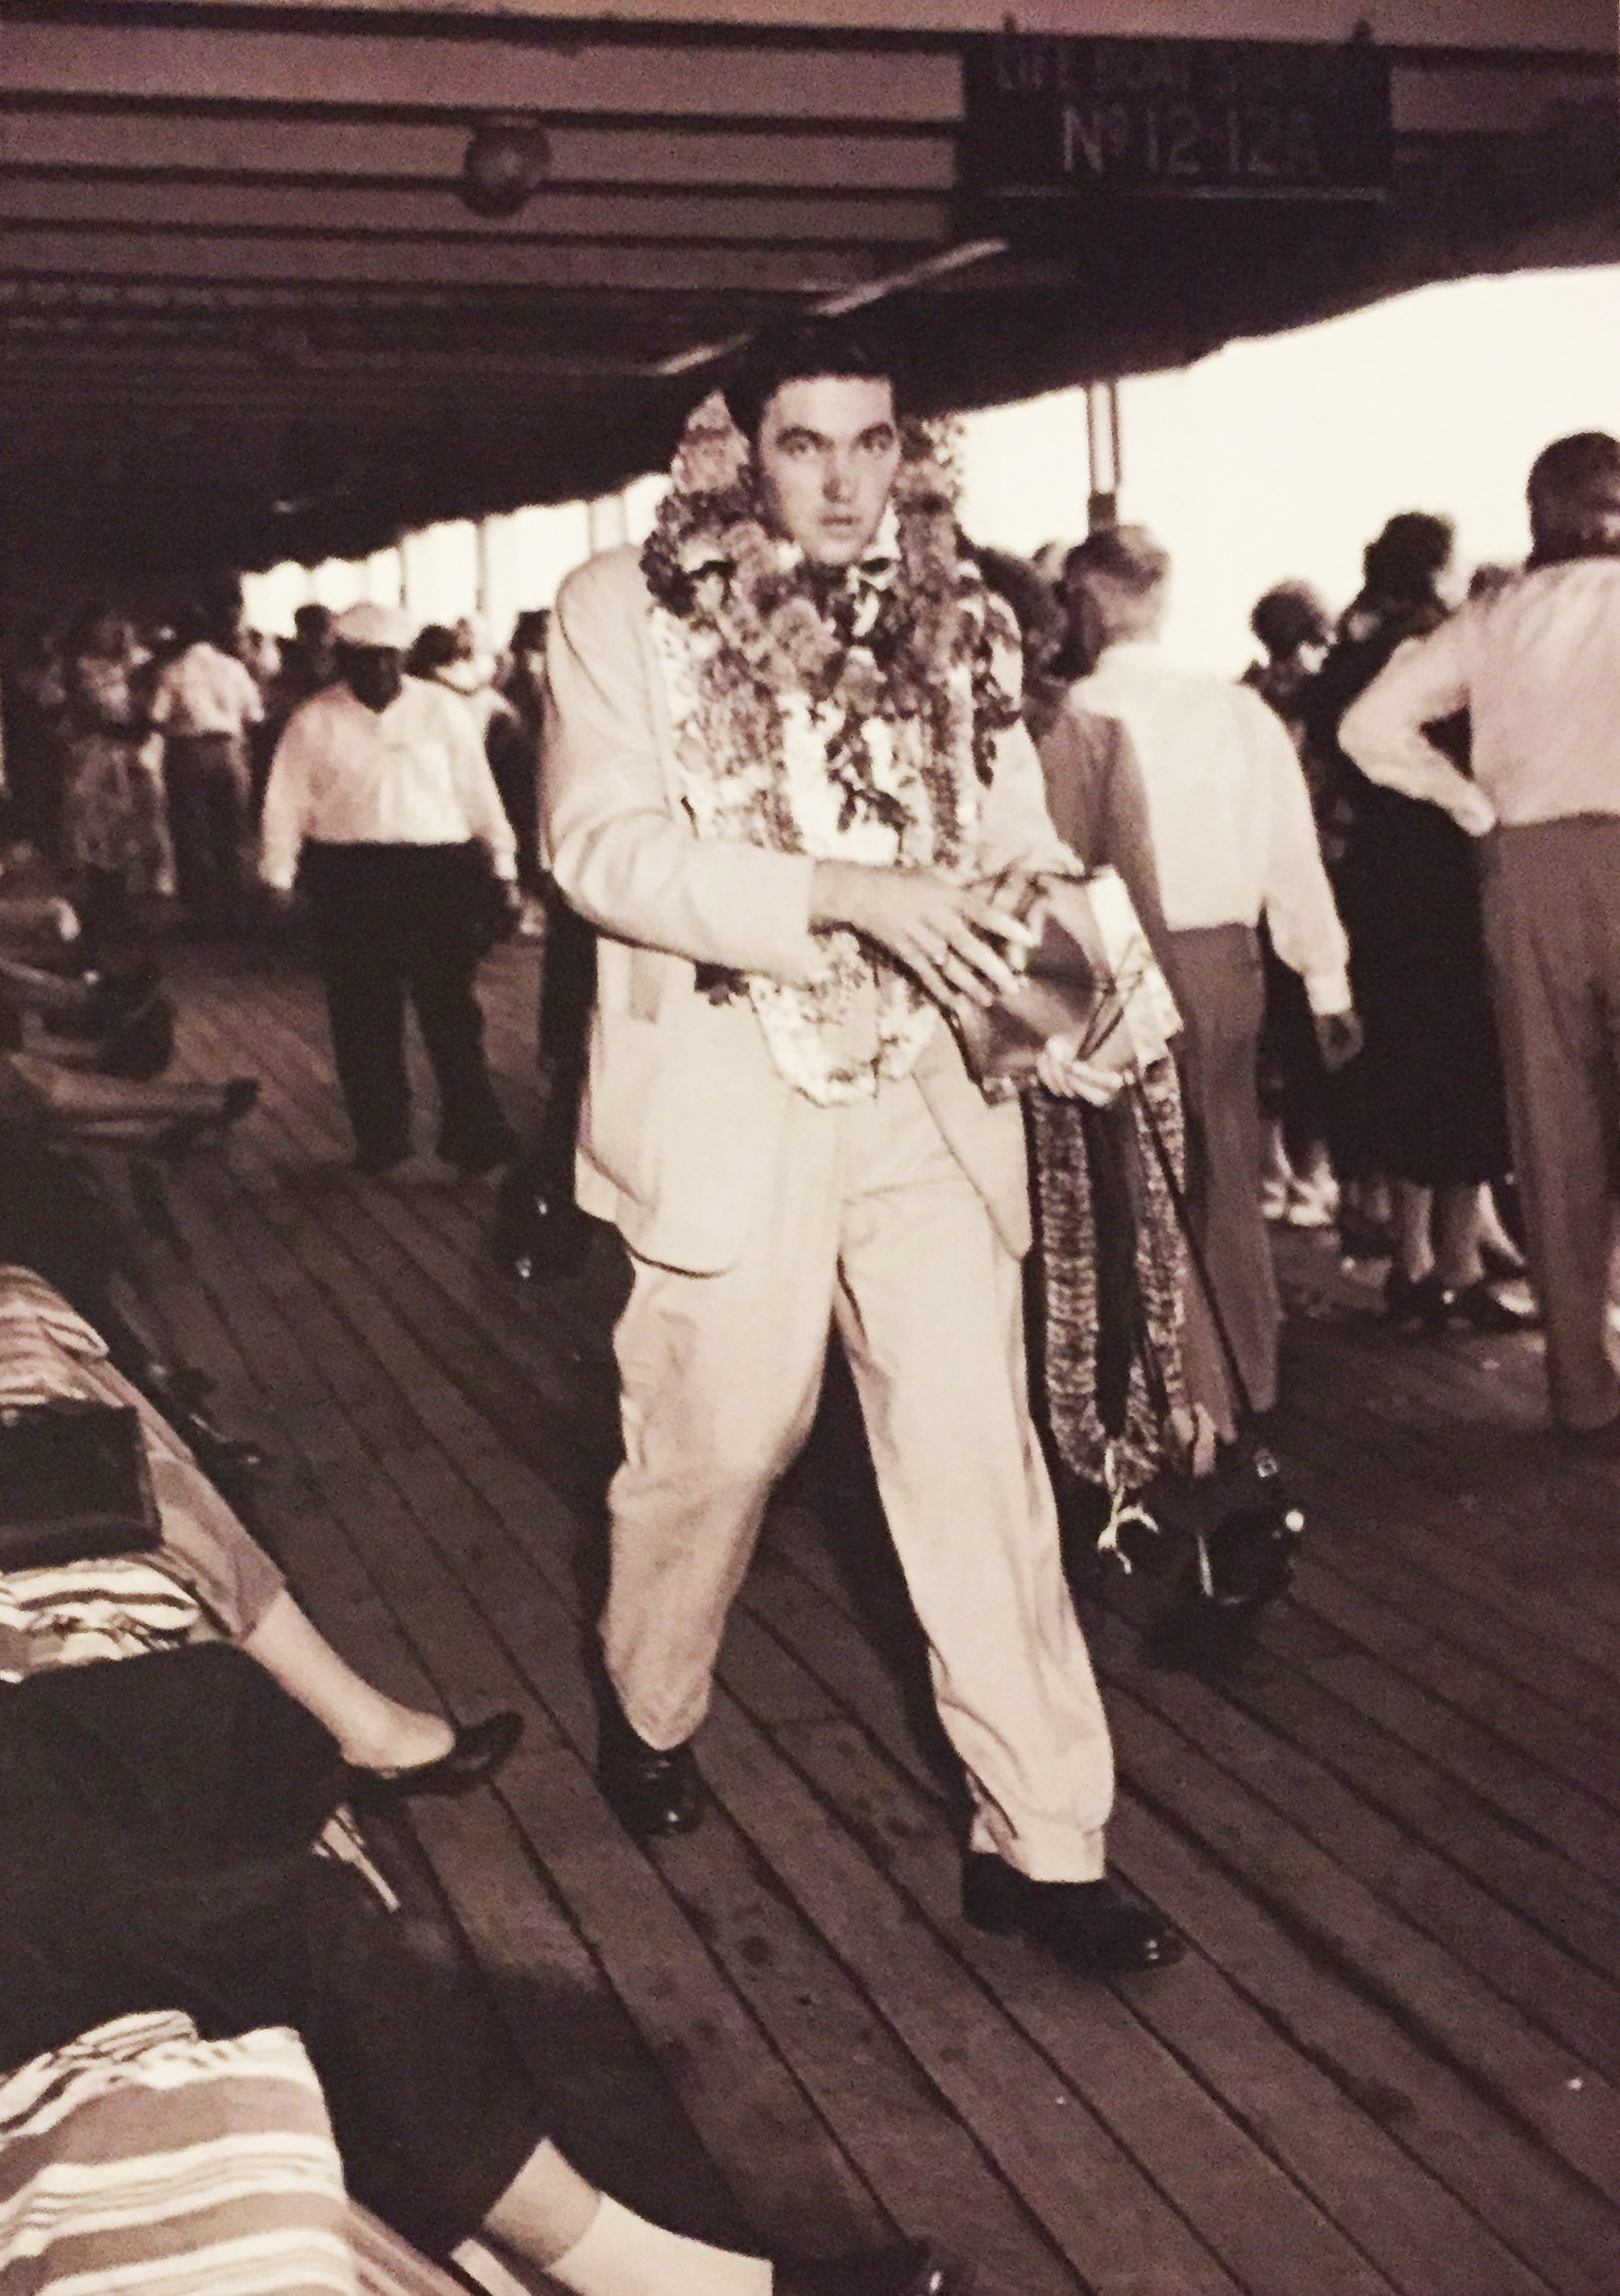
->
xmin=753 ymin=375 xmax=902 ymax=568
xmin=338 ymin=644 xmax=404 ymax=713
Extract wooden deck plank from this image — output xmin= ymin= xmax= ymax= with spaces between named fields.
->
xmin=740 ymin=1545 xmax=1620 ymax=2294
xmin=103 ymin=943 xmax=1620 ymax=2296
xmin=1084 ymin=1576 xmax=1620 ymax=2081
xmin=733 ymin=1554 xmax=1559 ymax=2296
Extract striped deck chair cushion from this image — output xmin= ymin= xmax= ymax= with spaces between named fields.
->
xmin=0 ymin=1555 xmax=206 ymax=1681
xmin=0 ymin=2011 xmax=356 ymax=2295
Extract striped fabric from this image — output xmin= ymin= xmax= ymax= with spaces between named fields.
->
xmin=0 ymin=1273 xmax=108 ymax=1411
xmin=0 ymin=1557 xmax=205 ymax=1682
xmin=0 ymin=2013 xmax=356 ymax=2296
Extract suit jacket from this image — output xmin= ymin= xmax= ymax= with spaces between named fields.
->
xmin=541 ymin=545 xmax=1073 ymax=1275
xmin=1036 ymin=701 xmax=1174 ymax=977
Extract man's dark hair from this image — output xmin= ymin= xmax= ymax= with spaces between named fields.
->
xmin=1250 ymin=580 xmax=1330 ymax=660
xmin=1527 ymin=431 xmax=1620 ymax=564
xmin=405 ymin=623 xmax=460 ymax=677
xmin=1362 ymin=512 xmax=1453 ymax=601
xmin=1062 ymin=525 xmax=1170 ymax=595
xmin=720 ymin=321 xmax=907 ymax=444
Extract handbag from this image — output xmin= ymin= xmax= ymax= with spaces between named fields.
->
xmin=0 ymin=1397 xmax=161 ymax=1571
xmin=1128 ymin=1088 xmax=1306 ymax=1633
xmin=953 ymin=867 xmax=1180 ymax=1102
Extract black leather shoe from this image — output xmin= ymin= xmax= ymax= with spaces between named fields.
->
xmin=598 ymin=1693 xmax=704 ymax=1838
xmin=1441 ymin=1279 xmax=1540 ymax=1334
xmin=962 ymin=1856 xmax=1184 ymax=1974
xmin=352 ymin=1711 xmax=523 ymax=1802
xmin=354 ymin=1140 xmax=410 ymax=1176
xmin=777 ymin=2242 xmax=975 ymax=2296
xmin=180 ymin=1411 xmax=265 ymax=1481
xmin=1384 ymin=1266 xmax=1448 ymax=1332
xmin=439 ymin=1125 xmax=521 ymax=1177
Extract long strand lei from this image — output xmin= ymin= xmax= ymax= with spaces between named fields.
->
xmin=641 ymin=392 xmax=1020 ymax=857
xmin=639 ymin=393 xmax=1023 ymax=1102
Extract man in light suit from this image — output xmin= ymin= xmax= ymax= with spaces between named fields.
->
xmin=542 ymin=326 xmax=1180 ymax=1976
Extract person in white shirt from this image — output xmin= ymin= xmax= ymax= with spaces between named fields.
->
xmin=259 ymin=600 xmax=520 ymax=1177
xmin=1064 ymin=528 xmax=1361 ymax=1428
xmin=1340 ymin=432 xmax=1620 ymax=1438
xmin=149 ymin=603 xmax=264 ymax=936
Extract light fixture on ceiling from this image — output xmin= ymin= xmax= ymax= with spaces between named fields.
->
xmin=460 ymin=117 xmax=553 ymax=219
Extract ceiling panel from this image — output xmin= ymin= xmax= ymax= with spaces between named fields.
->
xmin=0 ymin=21 xmax=963 ymax=122
xmin=1 ymin=2 xmax=1613 ymax=594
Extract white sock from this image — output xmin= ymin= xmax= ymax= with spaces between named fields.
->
xmin=545 ymin=2195 xmax=772 ymax=2296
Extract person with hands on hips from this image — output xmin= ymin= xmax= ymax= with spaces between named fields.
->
xmin=542 ymin=321 xmax=1182 ymax=1986
xmin=1340 ymin=433 xmax=1620 ymax=1436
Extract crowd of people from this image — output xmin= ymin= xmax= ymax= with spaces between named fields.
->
xmin=0 ymin=590 xmax=549 ymax=952
xmin=2 ymin=317 xmax=1618 ymax=2296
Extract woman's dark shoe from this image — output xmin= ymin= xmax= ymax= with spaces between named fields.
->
xmin=1479 ymin=1236 xmax=1527 ymax=1282
xmin=1384 ymin=1266 xmax=1449 ymax=1332
xmin=493 ymin=1165 xmax=601 ymax=1284
xmin=1337 ymin=1202 xmax=1394 ymax=1259
xmin=440 ymin=1124 xmax=521 ymax=1177
xmin=778 ymin=2242 xmax=976 ymax=2296
xmin=597 ymin=1691 xmax=705 ymax=1838
xmin=1441 ymin=1279 xmax=1540 ymax=1334
xmin=180 ymin=1411 xmax=265 ymax=1482
xmin=962 ymin=1856 xmax=1184 ymax=1974
xmin=352 ymin=1711 xmax=523 ymax=1802
xmin=158 ymin=1076 xmax=259 ymax=1155
xmin=354 ymin=1139 xmax=410 ymax=1177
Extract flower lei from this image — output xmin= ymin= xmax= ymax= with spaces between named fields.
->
xmin=641 ymin=391 xmax=1023 ymax=1105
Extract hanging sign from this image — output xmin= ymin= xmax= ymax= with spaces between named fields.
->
xmin=962 ymin=36 xmax=1392 ymax=201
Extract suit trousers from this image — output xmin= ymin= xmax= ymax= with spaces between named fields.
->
xmin=300 ymin=842 xmax=513 ymax=1166
xmin=1477 ymin=818 xmax=1620 ymax=1431
xmin=604 ymin=1072 xmax=1114 ymax=1881
xmin=1165 ymin=923 xmax=1279 ymax=1421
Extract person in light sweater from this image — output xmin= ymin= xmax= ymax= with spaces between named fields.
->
xmin=149 ymin=599 xmax=264 ymax=936
xmin=1340 ymin=432 xmax=1620 ymax=1439
xmin=1063 ymin=528 xmax=1361 ymax=1429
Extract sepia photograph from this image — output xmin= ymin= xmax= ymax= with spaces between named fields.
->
xmin=1 ymin=3 xmax=1618 ymax=2290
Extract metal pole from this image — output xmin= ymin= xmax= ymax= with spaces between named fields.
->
xmin=1086 ymin=378 xmax=1121 ymax=531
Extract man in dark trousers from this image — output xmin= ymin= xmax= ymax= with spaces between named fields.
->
xmin=259 ymin=599 xmax=520 ymax=1175
xmin=1342 ymin=432 xmax=1620 ymax=1438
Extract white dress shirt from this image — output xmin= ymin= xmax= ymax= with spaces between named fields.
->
xmin=1071 ymin=641 xmax=1351 ymax=1015
xmin=1339 ymin=558 xmax=1620 ymax=835
xmin=150 ymin=642 xmax=264 ymax=740
xmin=259 ymin=675 xmax=517 ymax=892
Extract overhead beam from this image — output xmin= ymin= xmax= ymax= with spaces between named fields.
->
xmin=0 ymin=113 xmax=958 ymax=192
xmin=0 ymin=25 xmax=963 ymax=124
xmin=102 ymin=0 xmax=1619 ymax=46
xmin=0 ymin=179 xmax=950 ymax=247
xmin=0 ymin=229 xmax=890 ymax=292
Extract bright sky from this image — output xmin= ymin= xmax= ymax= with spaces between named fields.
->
xmin=956 ymin=263 xmax=1620 ymax=671
xmin=246 ymin=263 xmax=1620 ymax=675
